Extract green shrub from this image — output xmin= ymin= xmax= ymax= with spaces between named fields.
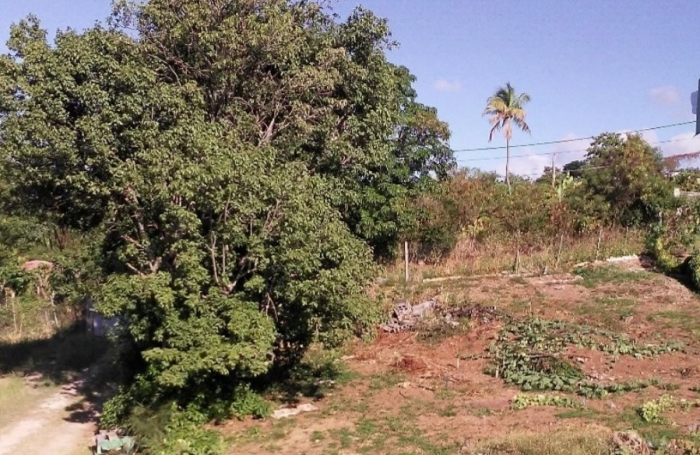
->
xmin=124 ymin=404 xmax=224 ymax=455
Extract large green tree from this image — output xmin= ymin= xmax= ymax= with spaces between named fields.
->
xmin=0 ymin=0 xmax=454 ymax=423
xmin=575 ymin=132 xmax=673 ymax=227
xmin=483 ymin=82 xmax=531 ymax=192
xmin=113 ymin=0 xmax=454 ymax=259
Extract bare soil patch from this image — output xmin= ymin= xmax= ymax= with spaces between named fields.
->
xmin=224 ymin=265 xmax=700 ymax=455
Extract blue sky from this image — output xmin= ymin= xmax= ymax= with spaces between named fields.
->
xmin=2 ymin=0 xmax=699 ymax=176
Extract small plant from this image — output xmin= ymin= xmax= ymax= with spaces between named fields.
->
xmin=658 ymin=383 xmax=681 ymax=391
xmin=438 ymin=404 xmax=457 ymax=417
xmin=679 ymin=399 xmax=700 ymax=412
xmin=511 ymin=393 xmax=582 ymax=410
xmin=638 ymin=395 xmax=675 ymax=423
xmin=310 ymin=430 xmax=325 ymax=442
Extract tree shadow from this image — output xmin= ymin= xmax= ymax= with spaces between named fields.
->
xmin=260 ymin=357 xmax=357 ymax=405
xmin=0 ymin=322 xmax=109 ymax=382
xmin=0 ymin=322 xmax=116 ymax=425
xmin=639 ymin=254 xmax=699 ymax=294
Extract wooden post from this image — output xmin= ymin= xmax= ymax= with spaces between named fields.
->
xmin=555 ymin=234 xmax=564 ymax=269
xmin=10 ymin=290 xmax=18 ymax=334
xmin=595 ymin=228 xmax=603 ymax=261
xmin=404 ymin=241 xmax=409 ymax=283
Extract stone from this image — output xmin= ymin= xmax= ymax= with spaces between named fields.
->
xmin=271 ymin=403 xmax=318 ymax=419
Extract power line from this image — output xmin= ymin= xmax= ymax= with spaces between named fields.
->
xmin=520 ymin=165 xmax=610 ymax=178
xmin=452 ymin=120 xmax=695 ymax=153
xmin=516 ymin=156 xmax=699 ymax=178
xmin=456 ymin=136 xmax=695 ymax=163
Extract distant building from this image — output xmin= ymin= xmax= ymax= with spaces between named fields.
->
xmin=84 ymin=297 xmax=119 ymax=337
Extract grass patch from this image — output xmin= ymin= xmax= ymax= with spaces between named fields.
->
xmin=320 ymin=412 xmax=459 ymax=454
xmin=469 ymin=407 xmax=493 ymax=417
xmin=574 ymin=266 xmax=653 ymax=289
xmin=611 ymin=407 xmax=694 ymax=448
xmin=647 ymin=310 xmax=700 ymax=339
xmin=555 ymin=408 xmax=601 ymax=419
xmin=575 ymin=296 xmax=637 ymax=328
xmin=265 ymin=347 xmax=360 ymax=403
xmin=368 ymin=371 xmax=405 ymax=390
xmin=437 ymin=404 xmax=457 ymax=417
xmin=435 ymin=388 xmax=456 ymax=400
xmin=466 ymin=428 xmax=612 ymax=455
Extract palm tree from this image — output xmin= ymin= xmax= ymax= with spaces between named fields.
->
xmin=483 ymin=83 xmax=531 ymax=192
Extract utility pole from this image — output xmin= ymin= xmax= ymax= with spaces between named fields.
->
xmin=551 ymin=153 xmax=556 ymax=187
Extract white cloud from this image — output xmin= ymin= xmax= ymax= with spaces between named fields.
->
xmin=661 ymin=132 xmax=700 ymax=157
xmin=616 ymin=129 xmax=660 ymax=144
xmin=433 ymin=79 xmax=462 ymax=93
xmin=498 ymin=134 xmax=593 ymax=178
xmin=477 ymin=128 xmax=700 ymax=178
xmin=650 ymin=86 xmax=680 ymax=106
xmin=509 ymin=150 xmax=550 ymax=178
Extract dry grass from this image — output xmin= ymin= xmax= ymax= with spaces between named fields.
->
xmin=387 ymin=228 xmax=644 ymax=283
xmin=466 ymin=427 xmax=614 ymax=455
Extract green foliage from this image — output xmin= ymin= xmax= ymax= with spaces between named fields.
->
xmin=672 ymin=169 xmax=700 ymax=192
xmin=574 ymin=133 xmax=674 ymax=227
xmin=123 ymin=404 xmax=224 ymax=455
xmin=645 ymin=200 xmax=700 ymax=289
xmin=224 ymin=385 xmax=272 ymax=421
xmin=486 ymin=317 xmax=683 ymax=398
xmin=638 ymin=395 xmax=677 ymax=423
xmin=407 ymin=131 xmax=678 ymax=262
xmin=573 ymin=266 xmax=653 ymax=288
xmin=0 ymin=0 xmax=452 ymax=437
xmin=405 ymin=190 xmax=461 ymax=262
xmin=415 ymin=168 xmax=578 ymax=254
xmin=511 ymin=393 xmax=582 ymax=410
xmin=112 ymin=0 xmax=454 ymax=261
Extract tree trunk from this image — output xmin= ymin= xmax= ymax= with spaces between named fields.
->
xmin=505 ymin=137 xmax=511 ymax=193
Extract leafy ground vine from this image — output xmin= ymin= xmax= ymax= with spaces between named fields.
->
xmin=485 ymin=317 xmax=684 ymax=399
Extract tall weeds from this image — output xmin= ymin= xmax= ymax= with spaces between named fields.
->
xmin=401 ymin=168 xmax=649 ymax=278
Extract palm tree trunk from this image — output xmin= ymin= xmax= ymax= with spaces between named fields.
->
xmin=505 ymin=137 xmax=511 ymax=193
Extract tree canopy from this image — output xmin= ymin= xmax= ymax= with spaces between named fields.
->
xmin=0 ymin=0 xmax=454 ymax=426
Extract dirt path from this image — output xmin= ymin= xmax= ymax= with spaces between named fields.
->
xmin=0 ymin=379 xmax=94 ymax=455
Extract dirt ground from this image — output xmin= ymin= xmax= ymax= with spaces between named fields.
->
xmin=3 ymin=259 xmax=697 ymax=455
xmin=0 ymin=376 xmax=94 ymax=455
xmin=224 ymin=259 xmax=700 ymax=455
xmin=0 ymin=333 xmax=109 ymax=455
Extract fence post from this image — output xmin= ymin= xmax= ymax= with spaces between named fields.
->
xmin=555 ymin=234 xmax=564 ymax=269
xmin=595 ymin=228 xmax=603 ymax=262
xmin=404 ymin=241 xmax=409 ymax=283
